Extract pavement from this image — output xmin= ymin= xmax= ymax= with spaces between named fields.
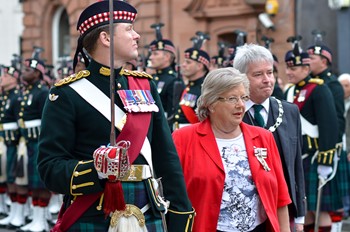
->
xmin=343 ymin=218 xmax=350 ymax=231
xmin=0 ymin=214 xmax=348 ymax=231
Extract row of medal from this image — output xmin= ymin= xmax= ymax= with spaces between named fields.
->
xmin=117 ymin=90 xmax=159 ymax=113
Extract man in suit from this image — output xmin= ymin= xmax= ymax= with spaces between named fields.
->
xmin=233 ymin=44 xmax=306 ymax=232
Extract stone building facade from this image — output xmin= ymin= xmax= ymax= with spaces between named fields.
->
xmin=21 ymin=0 xmax=294 ymax=82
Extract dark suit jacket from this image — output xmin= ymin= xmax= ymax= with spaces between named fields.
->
xmin=243 ymin=97 xmax=306 ymax=218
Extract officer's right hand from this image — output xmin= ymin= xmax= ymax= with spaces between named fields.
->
xmin=93 ymin=141 xmax=131 ymax=180
xmin=317 ymin=165 xmax=333 ymax=179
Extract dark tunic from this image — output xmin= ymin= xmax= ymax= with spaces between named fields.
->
xmin=19 ymin=81 xmax=49 ymax=189
xmin=152 ymin=66 xmax=178 ymax=119
xmin=284 ymin=76 xmax=342 ymax=211
xmin=0 ymin=88 xmax=21 ymax=183
xmin=311 ymin=68 xmax=345 ymax=142
xmin=174 ymin=76 xmax=204 ymax=126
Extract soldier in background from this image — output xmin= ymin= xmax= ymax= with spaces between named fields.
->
xmin=307 ymin=30 xmax=347 ymax=232
xmin=57 ymin=57 xmax=74 ymax=82
xmin=173 ymin=32 xmax=210 ymax=130
xmin=148 ymin=23 xmax=180 ymax=127
xmin=0 ymin=61 xmax=21 ymax=225
xmin=210 ymin=42 xmax=226 ymax=71
xmin=16 ymin=53 xmax=50 ymax=231
xmin=284 ymin=36 xmax=340 ymax=232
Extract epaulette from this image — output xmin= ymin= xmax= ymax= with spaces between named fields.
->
xmin=54 ymin=70 xmax=90 ymax=87
xmin=309 ymin=78 xmax=324 ymax=85
xmin=121 ymin=69 xmax=153 ymax=79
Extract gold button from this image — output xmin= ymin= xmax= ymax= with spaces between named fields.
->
xmin=155 ymin=77 xmax=159 ymax=81
xmin=178 ymin=109 xmax=181 ymax=113
xmin=72 ymin=185 xmax=77 ymax=190
xmin=175 ymin=115 xmax=179 ymax=119
xmin=21 ymin=102 xmax=25 ymax=106
xmin=117 ymin=83 xmax=122 ymax=88
xmin=74 ymin=171 xmax=79 ymax=177
xmin=19 ymin=112 xmax=23 ymax=117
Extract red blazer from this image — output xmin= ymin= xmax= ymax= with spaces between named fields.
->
xmin=172 ymin=119 xmax=291 ymax=232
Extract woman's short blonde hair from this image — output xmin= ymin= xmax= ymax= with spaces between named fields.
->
xmin=196 ymin=67 xmax=250 ymax=121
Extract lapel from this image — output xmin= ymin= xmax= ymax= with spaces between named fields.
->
xmin=266 ymin=97 xmax=278 ymax=128
xmin=197 ymin=119 xmax=224 ymax=172
xmin=268 ymin=97 xmax=289 ymax=163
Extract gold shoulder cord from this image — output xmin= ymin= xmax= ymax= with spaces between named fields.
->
xmin=55 ymin=70 xmax=91 ymax=87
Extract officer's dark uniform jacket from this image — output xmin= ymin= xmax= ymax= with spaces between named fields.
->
xmin=0 ymin=88 xmax=20 ymax=145
xmin=17 ymin=81 xmax=49 ymax=142
xmin=0 ymin=88 xmax=21 ymax=184
xmin=174 ymin=76 xmax=204 ymax=128
xmin=37 ymin=60 xmax=194 ymax=231
xmin=153 ymin=66 xmax=178 ymax=118
xmin=312 ymin=68 xmax=345 ymax=144
xmin=285 ymin=76 xmax=338 ymax=165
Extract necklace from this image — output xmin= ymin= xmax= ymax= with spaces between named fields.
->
xmin=247 ymin=97 xmax=284 ymax=132
xmin=267 ymin=97 xmax=284 ymax=133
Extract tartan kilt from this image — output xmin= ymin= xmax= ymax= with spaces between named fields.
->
xmin=6 ymin=145 xmax=17 ymax=184
xmin=333 ymin=150 xmax=350 ymax=199
xmin=64 ymin=181 xmax=164 ymax=232
xmin=303 ymin=155 xmax=343 ymax=211
xmin=27 ymin=141 xmax=46 ymax=189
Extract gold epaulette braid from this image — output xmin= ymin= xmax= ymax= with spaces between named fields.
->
xmin=121 ymin=69 xmax=153 ymax=79
xmin=309 ymin=78 xmax=324 ymax=85
xmin=55 ymin=70 xmax=90 ymax=87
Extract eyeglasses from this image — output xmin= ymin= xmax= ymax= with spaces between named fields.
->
xmin=217 ymin=95 xmax=250 ymax=104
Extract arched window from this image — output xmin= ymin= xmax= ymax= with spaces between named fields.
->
xmin=52 ymin=6 xmax=70 ymax=77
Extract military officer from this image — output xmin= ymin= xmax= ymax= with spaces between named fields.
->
xmin=37 ymin=1 xmax=194 ymax=231
xmin=148 ymin=23 xmax=181 ymax=126
xmin=173 ymin=33 xmax=210 ymax=130
xmin=284 ymin=38 xmax=340 ymax=232
xmin=308 ymin=35 xmax=348 ymax=232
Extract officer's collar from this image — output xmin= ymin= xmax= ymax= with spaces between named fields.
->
xmin=157 ymin=66 xmax=174 ymax=75
xmin=88 ymin=59 xmax=122 ymax=78
xmin=188 ymin=75 xmax=205 ymax=86
xmin=312 ymin=68 xmax=331 ymax=79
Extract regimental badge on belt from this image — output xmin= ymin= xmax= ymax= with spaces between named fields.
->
xmin=297 ymin=89 xmax=307 ymax=102
xmin=117 ymin=89 xmax=159 ymax=113
xmin=179 ymin=93 xmax=197 ymax=108
xmin=157 ymin=81 xmax=165 ymax=93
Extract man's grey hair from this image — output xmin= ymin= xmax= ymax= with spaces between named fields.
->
xmin=233 ymin=43 xmax=274 ymax=74
xmin=196 ymin=67 xmax=250 ymax=121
